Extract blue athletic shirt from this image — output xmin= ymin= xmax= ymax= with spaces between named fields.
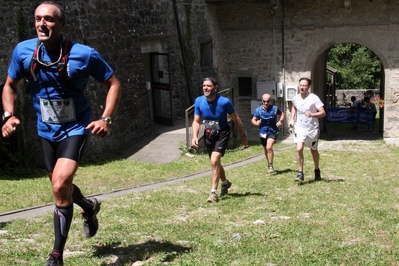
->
xmin=194 ymin=94 xmax=235 ymax=130
xmin=8 ymin=37 xmax=114 ymax=142
xmin=253 ymin=105 xmax=283 ymax=134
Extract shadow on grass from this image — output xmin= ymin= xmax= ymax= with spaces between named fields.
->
xmin=0 ymin=221 xmax=11 ymax=228
xmin=272 ymin=168 xmax=297 ymax=175
xmin=224 ymin=192 xmax=264 ymax=198
xmin=94 ymin=240 xmax=192 ymax=265
xmin=297 ymin=177 xmax=345 ymax=185
xmin=321 ymin=126 xmax=383 ymax=141
xmin=0 ymin=168 xmax=47 ymax=181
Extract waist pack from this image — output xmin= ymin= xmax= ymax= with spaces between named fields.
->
xmin=205 ymin=128 xmax=219 ymax=141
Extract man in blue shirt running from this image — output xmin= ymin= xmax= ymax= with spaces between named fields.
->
xmin=191 ymin=77 xmax=247 ymax=203
xmin=251 ymin=93 xmax=285 ymax=173
xmin=1 ymin=2 xmax=122 ymax=265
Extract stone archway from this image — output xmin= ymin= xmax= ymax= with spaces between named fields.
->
xmin=305 ymin=41 xmax=387 ymax=140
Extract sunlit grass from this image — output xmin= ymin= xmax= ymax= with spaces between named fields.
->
xmin=0 ymin=138 xmax=398 ymax=264
xmin=0 ymin=140 xmax=272 ymax=213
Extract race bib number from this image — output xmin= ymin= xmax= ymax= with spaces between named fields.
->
xmin=203 ymin=120 xmax=221 ymax=130
xmin=40 ymin=98 xmax=76 ymax=123
xmin=298 ymin=111 xmax=312 ymax=124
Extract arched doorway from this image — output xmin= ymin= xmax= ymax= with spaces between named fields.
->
xmin=307 ymin=42 xmax=385 ymax=140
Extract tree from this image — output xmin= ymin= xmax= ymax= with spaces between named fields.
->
xmin=327 ymin=43 xmax=381 ymax=90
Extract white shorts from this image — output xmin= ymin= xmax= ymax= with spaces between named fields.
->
xmin=294 ymin=127 xmax=320 ymax=150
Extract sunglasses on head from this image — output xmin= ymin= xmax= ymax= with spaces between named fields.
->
xmin=203 ymin=77 xmax=217 ymax=85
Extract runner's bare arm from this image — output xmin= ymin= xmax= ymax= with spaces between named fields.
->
xmin=85 ymin=74 xmax=122 ymax=137
xmin=1 ymin=76 xmax=21 ymax=138
xmin=191 ymin=114 xmax=201 ymax=147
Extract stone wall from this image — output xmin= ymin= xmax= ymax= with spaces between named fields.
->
xmin=204 ymin=0 xmax=399 ymax=140
xmin=3 ymin=0 xmax=399 ymax=166
xmin=335 ymin=89 xmax=380 ymax=107
xmin=0 ymin=0 xmax=213 ymax=165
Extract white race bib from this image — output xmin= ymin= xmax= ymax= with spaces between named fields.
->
xmin=298 ymin=111 xmax=312 ymax=124
xmin=40 ymin=98 xmax=76 ymax=123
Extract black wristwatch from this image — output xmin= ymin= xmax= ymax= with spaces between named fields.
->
xmin=100 ymin=117 xmax=112 ymax=125
xmin=2 ymin=111 xmax=15 ymax=123
xmin=240 ymin=132 xmax=247 ymax=138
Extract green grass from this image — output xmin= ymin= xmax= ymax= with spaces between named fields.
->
xmin=0 ymin=141 xmax=269 ymax=213
xmin=1 ymin=138 xmax=399 ymax=265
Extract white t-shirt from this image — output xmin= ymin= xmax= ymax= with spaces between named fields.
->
xmin=292 ymin=92 xmax=324 ymax=131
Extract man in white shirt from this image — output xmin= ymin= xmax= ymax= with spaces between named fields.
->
xmin=289 ymin=78 xmax=326 ymax=182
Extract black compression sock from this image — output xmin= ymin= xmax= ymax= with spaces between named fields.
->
xmin=72 ymin=184 xmax=93 ymax=212
xmin=52 ymin=204 xmax=73 ymax=259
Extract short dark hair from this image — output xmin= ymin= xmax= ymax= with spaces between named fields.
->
xmin=299 ymin=77 xmax=311 ymax=86
xmin=203 ymin=77 xmax=218 ymax=86
xmin=37 ymin=1 xmax=66 ymax=23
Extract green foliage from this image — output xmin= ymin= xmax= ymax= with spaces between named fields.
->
xmin=327 ymin=43 xmax=381 ymax=90
xmin=179 ymin=141 xmax=197 ymax=155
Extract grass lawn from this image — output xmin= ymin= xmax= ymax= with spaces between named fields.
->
xmin=1 ymin=137 xmax=399 ymax=265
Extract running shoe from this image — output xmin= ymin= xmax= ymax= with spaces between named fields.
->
xmin=314 ymin=168 xmax=321 ymax=181
xmin=220 ymin=180 xmax=232 ymax=197
xmin=46 ymin=254 xmax=63 ymax=266
xmin=267 ymin=164 xmax=275 ymax=173
xmin=81 ymin=198 xmax=101 ymax=238
xmin=295 ymin=172 xmax=304 ymax=182
xmin=207 ymin=191 xmax=219 ymax=203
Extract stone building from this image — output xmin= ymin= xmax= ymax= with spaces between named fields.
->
xmin=204 ymin=0 xmax=396 ymax=140
xmin=1 ymin=0 xmax=398 ymax=166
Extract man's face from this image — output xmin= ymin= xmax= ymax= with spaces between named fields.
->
xmin=35 ymin=4 xmax=65 ymax=44
xmin=203 ymin=80 xmax=217 ymax=98
xmin=299 ymin=80 xmax=310 ymax=95
xmin=262 ymin=96 xmax=271 ymax=108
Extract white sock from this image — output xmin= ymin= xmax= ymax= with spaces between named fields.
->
xmin=211 ymin=189 xmax=217 ymax=193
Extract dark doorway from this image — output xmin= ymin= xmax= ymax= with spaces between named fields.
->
xmin=150 ymin=53 xmax=173 ymax=126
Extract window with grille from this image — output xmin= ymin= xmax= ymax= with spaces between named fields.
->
xmin=238 ymin=77 xmax=252 ymax=96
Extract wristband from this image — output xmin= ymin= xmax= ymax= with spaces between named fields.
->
xmin=2 ymin=112 xmax=15 ymax=123
xmin=101 ymin=117 xmax=112 ymax=125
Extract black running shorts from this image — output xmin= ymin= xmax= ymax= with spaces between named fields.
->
xmin=204 ymin=125 xmax=231 ymax=157
xmin=260 ymin=133 xmax=278 ymax=147
xmin=40 ymin=135 xmax=88 ymax=172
